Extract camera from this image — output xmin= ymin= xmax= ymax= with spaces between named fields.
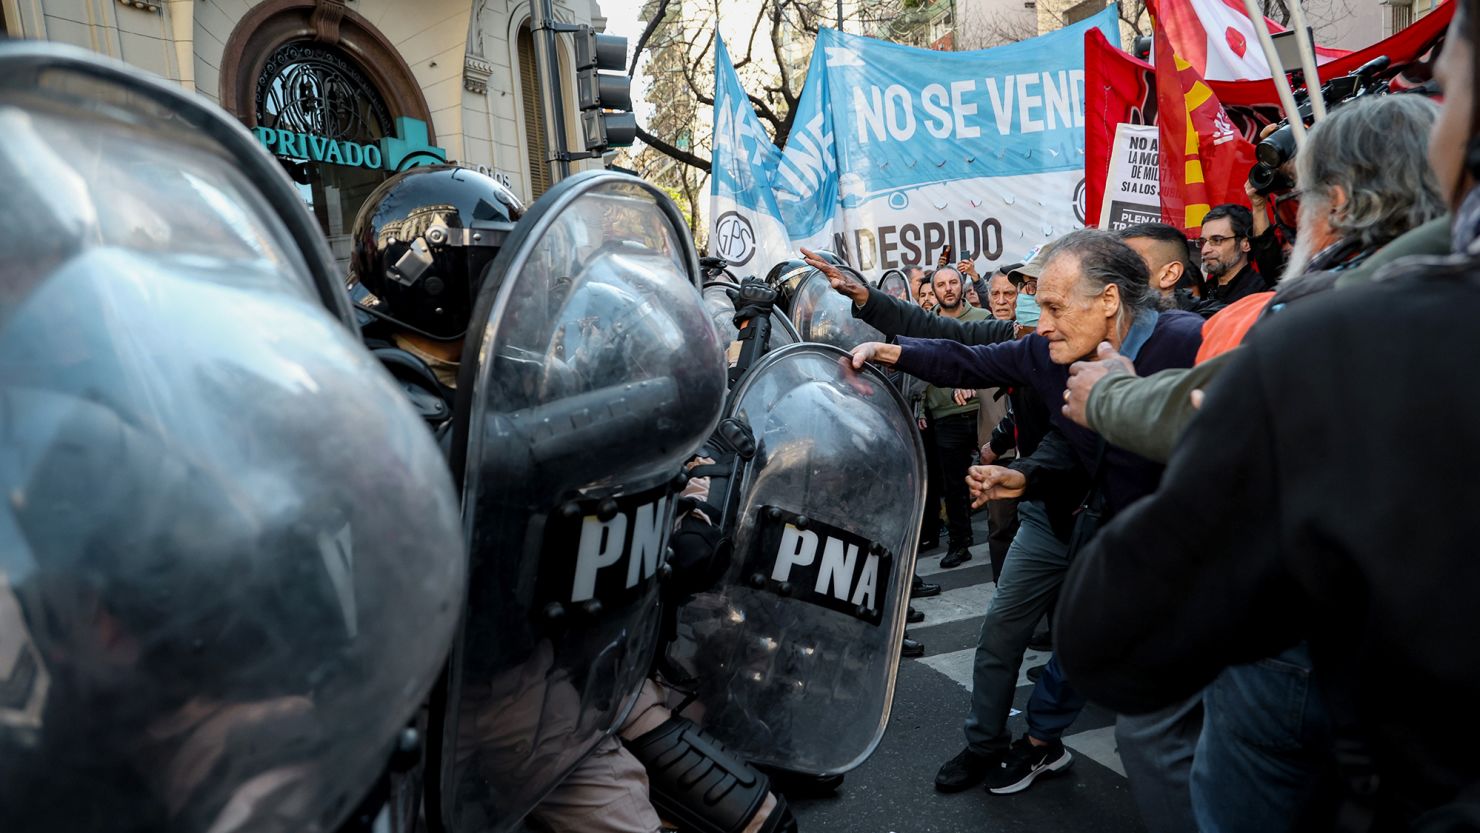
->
xmin=1246 ymin=56 xmax=1397 ymax=196
xmin=1247 ymin=158 xmax=1295 ymax=195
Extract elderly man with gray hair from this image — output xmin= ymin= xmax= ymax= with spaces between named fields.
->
xmin=1057 ymin=93 xmax=1446 ymax=832
xmin=1278 ymin=94 xmax=1446 ymax=287
xmin=851 ymin=228 xmax=1205 ymax=830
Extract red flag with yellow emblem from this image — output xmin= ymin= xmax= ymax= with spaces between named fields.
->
xmin=1153 ymin=15 xmax=1256 ymax=234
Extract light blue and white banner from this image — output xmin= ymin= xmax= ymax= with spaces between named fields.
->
xmin=709 ymin=35 xmax=795 ymax=275
xmin=711 ymin=6 xmax=1118 ymax=275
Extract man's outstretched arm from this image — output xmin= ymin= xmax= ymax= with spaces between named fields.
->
xmin=848 ymin=337 xmax=1032 ymax=391
xmin=800 ymin=249 xmax=1016 ymax=345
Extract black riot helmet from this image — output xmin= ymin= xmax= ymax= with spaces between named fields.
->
xmin=349 ymin=165 xmax=524 ymax=341
xmin=765 ymin=258 xmax=813 ymax=311
xmin=765 ymin=258 xmax=811 ymax=290
xmin=766 ymin=251 xmax=846 ymax=312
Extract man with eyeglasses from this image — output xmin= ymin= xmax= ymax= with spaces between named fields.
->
xmin=1196 ymin=204 xmax=1267 ymax=304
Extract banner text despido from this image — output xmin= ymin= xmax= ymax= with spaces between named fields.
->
xmin=710 ymin=7 xmax=1119 ymax=278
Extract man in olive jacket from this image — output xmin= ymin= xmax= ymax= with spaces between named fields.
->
xmin=1056 ymin=252 xmax=1480 ymax=829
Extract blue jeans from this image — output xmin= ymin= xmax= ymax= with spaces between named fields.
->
xmin=1025 ymin=654 xmax=1087 ymax=742
xmin=964 ymin=501 xmax=1075 ymax=753
xmin=1191 ymin=643 xmax=1333 ymax=832
xmin=1117 ymin=694 xmax=1204 ymax=833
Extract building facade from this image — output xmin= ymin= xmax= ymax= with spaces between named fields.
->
xmin=0 ymin=0 xmax=610 ymax=265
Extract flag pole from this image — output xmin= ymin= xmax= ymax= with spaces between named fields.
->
xmin=1239 ymin=0 xmax=1308 ymax=146
xmin=1286 ymin=0 xmax=1329 ymax=121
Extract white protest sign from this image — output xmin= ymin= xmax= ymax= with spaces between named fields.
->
xmin=1098 ymin=123 xmax=1161 ymax=230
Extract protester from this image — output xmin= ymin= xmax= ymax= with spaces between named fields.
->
xmin=915 ymin=271 xmax=938 ymax=310
xmin=839 ymin=231 xmax=1205 ymax=826
xmin=1116 ymin=223 xmax=1213 ymax=316
xmin=803 ymin=245 xmax=1092 ymax=793
xmin=898 ymin=264 xmax=946 ymax=562
xmin=1197 ymin=204 xmax=1266 ymax=302
xmin=964 ymin=279 xmax=982 ymax=307
xmin=1007 ymin=251 xmax=1047 ymax=338
xmin=1281 ymin=99 xmax=1444 ymax=282
xmin=922 ymin=267 xmax=992 ymax=568
xmin=1055 ymin=4 xmax=1480 ymax=826
xmin=974 ymin=264 xmax=1023 ymax=579
xmin=958 ymin=258 xmax=989 ymax=308
xmin=985 ymin=264 xmax=1021 ymax=322
xmin=904 ymin=264 xmax=929 ymax=294
xmin=894 ymin=267 xmax=946 ymax=643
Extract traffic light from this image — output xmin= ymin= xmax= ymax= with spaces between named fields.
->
xmin=574 ymin=25 xmax=636 ymax=152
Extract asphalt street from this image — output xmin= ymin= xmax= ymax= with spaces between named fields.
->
xmin=788 ymin=512 xmax=1147 ymax=833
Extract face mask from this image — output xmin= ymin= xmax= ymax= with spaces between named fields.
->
xmin=1015 ymin=290 xmax=1040 ymax=328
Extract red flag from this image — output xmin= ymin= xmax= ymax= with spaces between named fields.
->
xmin=1208 ymin=1 xmax=1453 ymax=107
xmin=1154 ymin=13 xmax=1256 ymax=233
xmin=1084 ymin=29 xmax=1157 ymax=226
xmin=1156 ymin=0 xmax=1348 ymax=81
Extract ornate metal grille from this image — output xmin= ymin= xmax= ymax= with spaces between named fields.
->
xmin=255 ymin=42 xmax=393 ymax=142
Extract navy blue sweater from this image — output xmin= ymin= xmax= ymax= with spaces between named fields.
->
xmin=894 ymin=310 xmax=1204 ymax=514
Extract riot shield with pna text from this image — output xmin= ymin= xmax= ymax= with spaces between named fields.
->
xmin=667 ymin=342 xmax=926 ymax=776
xmin=434 ymin=171 xmax=727 ymax=833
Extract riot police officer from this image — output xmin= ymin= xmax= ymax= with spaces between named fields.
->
xmin=348 ymin=166 xmax=797 ymax=833
xmin=348 ymin=165 xmax=525 ymax=446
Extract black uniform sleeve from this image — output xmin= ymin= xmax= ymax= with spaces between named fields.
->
xmin=854 ymin=288 xmax=1016 ymax=345
xmin=1055 ymin=340 xmax=1302 ymax=714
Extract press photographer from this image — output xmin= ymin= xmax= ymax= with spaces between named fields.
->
xmin=1243 ymin=52 xmax=1441 ymax=279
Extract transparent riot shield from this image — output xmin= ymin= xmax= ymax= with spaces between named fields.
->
xmin=0 ymin=42 xmax=349 ymax=322
xmin=702 ymin=280 xmax=798 ymax=369
xmin=668 ymin=343 xmax=927 ymax=775
xmin=437 ymin=171 xmax=727 ymax=832
xmin=0 ymin=42 xmax=464 ymax=833
xmin=878 ymin=269 xmax=912 ymax=302
xmin=789 ymin=270 xmax=887 ymax=350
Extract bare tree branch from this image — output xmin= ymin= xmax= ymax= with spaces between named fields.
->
xmin=1116 ymin=0 xmax=1152 ymax=38
xmin=628 ymin=0 xmax=897 ymax=182
xmin=628 ymin=0 xmax=671 ymax=78
xmin=748 ymin=93 xmax=783 ymax=129
xmin=636 ymin=126 xmax=712 ymax=171
xmin=678 ymin=30 xmax=717 ymax=106
xmin=739 ymin=1 xmax=768 ymax=67
xmin=771 ymin=5 xmax=793 ymax=107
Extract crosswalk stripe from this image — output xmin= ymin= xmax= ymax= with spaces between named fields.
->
xmin=893 ymin=513 xmax=1131 ymax=790
xmin=907 ymin=581 xmax=996 ymax=628
xmin=1064 ymin=726 xmax=1126 ymax=777
xmin=913 ymin=542 xmax=992 ymax=577
xmin=915 ymin=552 xmax=948 ymax=576
xmin=914 ymin=646 xmax=1127 ymax=778
xmin=913 ymin=645 xmax=1054 ymax=689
